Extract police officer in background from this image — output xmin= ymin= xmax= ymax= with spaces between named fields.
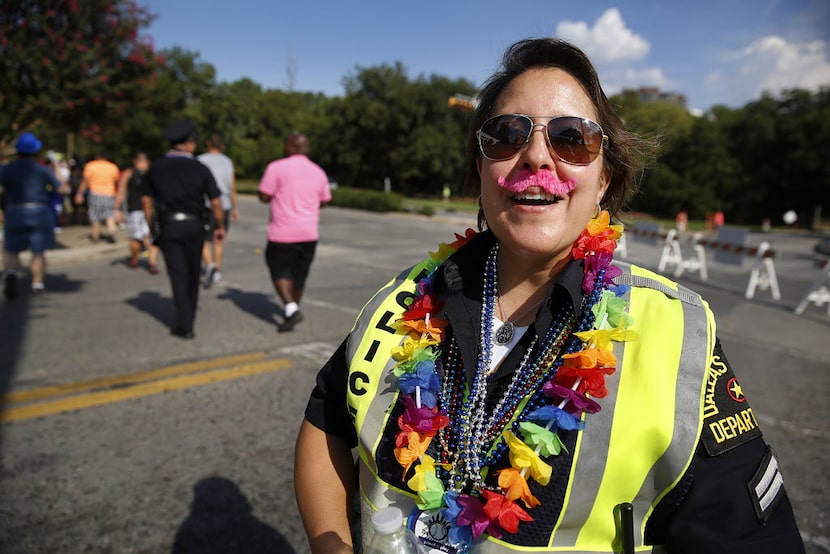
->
xmin=142 ymin=120 xmax=225 ymax=339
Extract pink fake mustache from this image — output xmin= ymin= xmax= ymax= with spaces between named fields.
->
xmin=497 ymin=169 xmax=577 ymax=196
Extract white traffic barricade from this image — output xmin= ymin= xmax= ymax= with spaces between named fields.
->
xmin=658 ymin=230 xmax=708 ymax=279
xmin=795 ymin=260 xmax=830 ymax=316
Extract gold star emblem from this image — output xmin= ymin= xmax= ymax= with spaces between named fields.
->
xmin=729 ymin=381 xmax=744 ymax=399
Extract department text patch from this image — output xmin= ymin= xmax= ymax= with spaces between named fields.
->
xmin=700 ymin=345 xmax=762 ymax=456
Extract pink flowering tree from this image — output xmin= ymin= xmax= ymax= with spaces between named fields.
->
xmin=0 ymin=0 xmax=163 ymax=151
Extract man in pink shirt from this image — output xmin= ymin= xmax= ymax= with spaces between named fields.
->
xmin=258 ymin=132 xmax=331 ymax=332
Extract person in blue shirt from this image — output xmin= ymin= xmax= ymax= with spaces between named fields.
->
xmin=1 ymin=132 xmax=69 ymax=298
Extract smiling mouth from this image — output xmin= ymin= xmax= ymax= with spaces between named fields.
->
xmin=511 ymin=189 xmax=563 ymax=206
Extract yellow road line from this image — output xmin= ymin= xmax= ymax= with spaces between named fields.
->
xmin=1 ymin=352 xmax=266 ymax=405
xmin=0 ymin=358 xmax=292 ymax=423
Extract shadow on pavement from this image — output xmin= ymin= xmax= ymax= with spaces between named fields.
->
xmin=125 ymin=290 xmax=173 ymax=328
xmin=0 ymin=294 xmax=28 ymax=413
xmin=217 ymin=287 xmax=284 ymax=325
xmin=172 ymin=476 xmax=295 ymax=554
xmin=43 ymin=271 xmax=85 ymax=294
xmin=0 ymin=271 xmax=84 ymax=456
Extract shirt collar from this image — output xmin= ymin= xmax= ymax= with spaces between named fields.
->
xmin=165 ymin=149 xmax=194 ymax=159
xmin=437 ymin=230 xmax=587 ymax=381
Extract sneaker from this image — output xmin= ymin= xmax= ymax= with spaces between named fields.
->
xmin=212 ymin=270 xmax=222 ymax=284
xmin=30 ymin=283 xmax=46 ymax=295
xmin=278 ymin=310 xmax=304 ymax=332
xmin=202 ymin=265 xmax=216 ymax=289
xmin=170 ymin=327 xmax=194 ymax=339
xmin=148 ymin=264 xmax=159 ymax=275
xmin=4 ymin=273 xmax=17 ymax=299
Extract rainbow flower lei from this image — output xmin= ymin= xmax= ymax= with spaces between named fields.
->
xmin=389 ymin=211 xmax=637 ymax=548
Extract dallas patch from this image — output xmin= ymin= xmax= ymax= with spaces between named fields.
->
xmin=700 ymin=343 xmax=762 ymax=456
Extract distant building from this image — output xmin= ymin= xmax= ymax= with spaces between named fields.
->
xmin=633 ymin=87 xmax=688 ymax=109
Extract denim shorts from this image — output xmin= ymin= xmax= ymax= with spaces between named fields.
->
xmin=3 ymin=204 xmax=55 ymax=253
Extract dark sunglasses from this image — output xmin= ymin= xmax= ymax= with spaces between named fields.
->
xmin=477 ymin=114 xmax=608 ymax=165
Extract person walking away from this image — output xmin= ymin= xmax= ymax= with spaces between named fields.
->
xmin=258 ymin=132 xmax=331 ymax=332
xmin=68 ymin=157 xmax=86 ymax=225
xmin=115 ymin=152 xmax=159 ymax=273
xmin=142 ymin=120 xmax=225 ymax=339
xmin=197 ymin=133 xmax=238 ymax=288
xmin=74 ymin=150 xmax=120 ymax=243
xmin=1 ymin=132 xmax=69 ymax=298
xmin=46 ymin=151 xmax=70 ymax=232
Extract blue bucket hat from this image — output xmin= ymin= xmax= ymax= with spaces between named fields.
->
xmin=15 ymin=132 xmax=43 ymax=155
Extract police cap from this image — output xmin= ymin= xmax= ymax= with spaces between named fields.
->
xmin=163 ymin=119 xmax=197 ymax=144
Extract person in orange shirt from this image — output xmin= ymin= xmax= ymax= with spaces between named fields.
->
xmin=74 ymin=151 xmax=120 ymax=243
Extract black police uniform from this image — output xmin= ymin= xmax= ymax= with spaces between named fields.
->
xmin=304 ymin=230 xmax=806 ymax=553
xmin=143 ymin=122 xmax=221 ymax=338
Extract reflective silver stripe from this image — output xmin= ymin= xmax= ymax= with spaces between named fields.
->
xmin=358 ymin=456 xmax=417 ymax=512
xmin=616 ymin=272 xmax=703 ymax=306
xmin=760 ymin=472 xmax=784 ymax=512
xmin=550 ymin=335 xmax=621 ymax=545
xmin=474 ymin=540 xmax=668 ymax=553
xmin=755 ymin=454 xmax=782 ymax=512
xmin=755 ymin=452 xmax=780 ymax=498
xmin=347 ymin=264 xmax=426 ymax=515
xmin=353 ymin=262 xmax=711 ymax=552
xmin=553 ymin=263 xmax=710 ymax=548
xmin=346 ymin=265 xmax=414 ymax=351
xmin=626 ymin=267 xmax=712 ymax=545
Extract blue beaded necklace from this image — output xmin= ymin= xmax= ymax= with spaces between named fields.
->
xmin=437 ymin=242 xmax=603 ymax=494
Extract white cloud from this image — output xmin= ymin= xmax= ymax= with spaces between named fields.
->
xmin=740 ymin=36 xmax=830 ymax=92
xmin=554 ymin=8 xmax=671 ymax=96
xmin=556 ymin=8 xmax=650 ymax=64
xmin=704 ymin=35 xmax=830 ymax=106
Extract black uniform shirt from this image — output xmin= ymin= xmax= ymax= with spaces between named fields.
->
xmin=304 ymin=231 xmax=805 ymax=553
xmin=142 ymin=154 xmax=220 ymax=216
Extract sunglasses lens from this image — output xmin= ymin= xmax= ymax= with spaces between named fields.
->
xmin=478 ymin=115 xmax=605 ymax=164
xmin=478 ymin=115 xmax=532 ymax=160
xmin=547 ymin=117 xmax=604 ymax=165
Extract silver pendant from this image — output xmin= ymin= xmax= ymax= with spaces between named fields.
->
xmin=495 ymin=321 xmax=514 ymax=345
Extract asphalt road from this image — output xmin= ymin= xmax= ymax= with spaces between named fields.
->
xmin=0 ymin=196 xmax=827 ymax=553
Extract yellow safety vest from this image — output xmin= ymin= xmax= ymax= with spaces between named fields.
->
xmin=345 ymin=260 xmax=715 ymax=553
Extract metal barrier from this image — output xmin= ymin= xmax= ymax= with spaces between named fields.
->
xmin=625 ymin=225 xmax=780 ymax=301
xmin=657 ymin=229 xmax=708 ymax=280
xmin=795 ymin=259 xmax=830 ymax=316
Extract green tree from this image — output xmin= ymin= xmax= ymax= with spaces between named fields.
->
xmin=316 ymin=62 xmax=475 ymax=194
xmin=613 ymin=91 xmax=698 ymax=218
xmin=720 ymin=90 xmax=830 ymax=226
xmin=0 ymin=0 xmax=161 ymax=153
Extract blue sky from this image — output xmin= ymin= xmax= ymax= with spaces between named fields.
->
xmin=142 ymin=0 xmax=830 ymax=114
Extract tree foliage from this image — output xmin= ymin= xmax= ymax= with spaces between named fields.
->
xmin=312 ymin=64 xmax=474 ymax=194
xmin=3 ymin=5 xmax=829 ymax=228
xmin=0 ymin=0 xmax=161 ymax=150
xmin=624 ymin=88 xmax=830 ymax=226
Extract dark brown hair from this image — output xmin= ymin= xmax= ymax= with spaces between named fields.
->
xmin=464 ymin=38 xmax=656 ymax=220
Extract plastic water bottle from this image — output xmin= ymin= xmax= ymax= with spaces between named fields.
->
xmin=364 ymin=506 xmax=421 ymax=554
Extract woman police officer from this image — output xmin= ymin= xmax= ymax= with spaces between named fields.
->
xmin=293 ymin=38 xmax=804 ymax=553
